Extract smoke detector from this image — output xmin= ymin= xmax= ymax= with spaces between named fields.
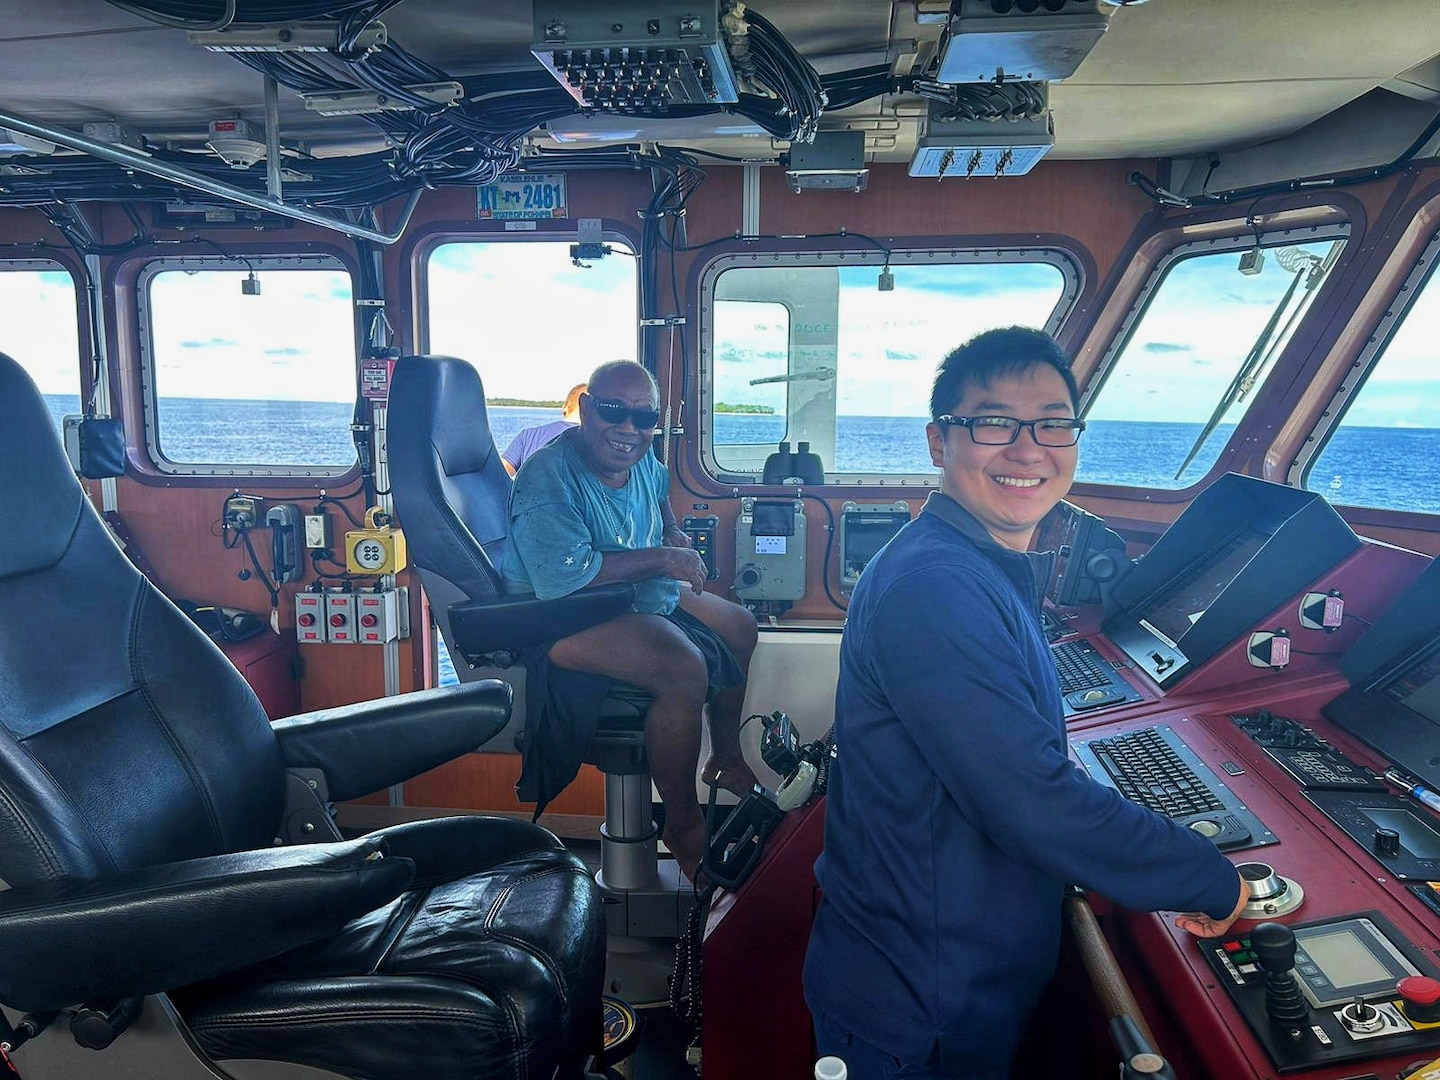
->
xmin=207 ymin=118 xmax=266 ymax=169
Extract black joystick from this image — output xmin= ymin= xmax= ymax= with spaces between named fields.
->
xmin=1249 ymin=922 xmax=1310 ymax=1023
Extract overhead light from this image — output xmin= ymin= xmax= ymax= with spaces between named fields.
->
xmin=301 ymin=82 xmax=464 ymax=116
xmin=909 ymin=93 xmax=1054 ymax=178
xmin=786 ymin=130 xmax=869 ymax=193
xmin=0 ymin=128 xmax=56 ymax=157
xmin=937 ymin=0 xmax=1109 ymax=83
xmin=188 ymin=21 xmax=386 ymax=54
xmin=531 ymin=0 xmax=739 ymax=109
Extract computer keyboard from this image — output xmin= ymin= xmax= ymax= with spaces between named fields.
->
xmin=1051 ymin=639 xmax=1142 ymax=713
xmin=1071 ymin=725 xmax=1275 ymax=851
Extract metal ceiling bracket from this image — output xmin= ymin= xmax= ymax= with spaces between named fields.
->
xmin=0 ymin=106 xmax=421 ymax=245
xmin=742 ymin=162 xmax=761 ymax=237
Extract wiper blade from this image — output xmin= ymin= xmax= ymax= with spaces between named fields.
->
xmin=1172 ymin=245 xmax=1336 ymax=481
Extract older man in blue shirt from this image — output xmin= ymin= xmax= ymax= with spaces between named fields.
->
xmin=504 ymin=360 xmax=759 ymax=882
xmin=804 ymin=328 xmax=1248 ymax=1079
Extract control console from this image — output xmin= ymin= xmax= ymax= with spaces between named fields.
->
xmin=1199 ymin=912 xmax=1440 ymax=1071
xmin=1232 ymin=710 xmax=1386 ymax=791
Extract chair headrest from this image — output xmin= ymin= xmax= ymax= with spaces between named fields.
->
xmin=0 ymin=353 xmax=85 ymax=579
xmin=390 ymin=355 xmax=500 ymax=479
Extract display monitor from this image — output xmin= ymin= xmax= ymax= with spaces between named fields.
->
xmin=1135 ymin=526 xmax=1269 ymax=647
xmin=1034 ymin=500 xmax=1131 ymax=608
xmin=1102 ymin=474 xmax=1361 ymax=688
xmin=839 ymin=502 xmax=911 ymax=596
xmin=1325 ymin=557 xmax=1440 ymax=790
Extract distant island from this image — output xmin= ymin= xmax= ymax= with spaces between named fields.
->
xmin=490 ymin=398 xmax=774 ymax=415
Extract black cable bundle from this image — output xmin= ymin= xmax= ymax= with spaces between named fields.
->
xmin=912 ymin=78 xmax=1048 ymax=123
xmin=727 ymin=7 xmax=827 ymax=143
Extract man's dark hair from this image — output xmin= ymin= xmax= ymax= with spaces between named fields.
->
xmin=929 ymin=327 xmax=1080 ymax=420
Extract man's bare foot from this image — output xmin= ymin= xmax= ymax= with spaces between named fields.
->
xmin=662 ymin=814 xmax=708 ymax=886
xmin=701 ymin=757 xmax=760 ymax=799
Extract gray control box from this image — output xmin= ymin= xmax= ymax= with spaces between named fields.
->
xmin=733 ymin=498 xmax=806 ymax=603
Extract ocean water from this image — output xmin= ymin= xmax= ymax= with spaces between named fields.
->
xmin=40 ymin=396 xmax=1438 ymax=511
xmin=41 ymin=395 xmax=1439 ymax=685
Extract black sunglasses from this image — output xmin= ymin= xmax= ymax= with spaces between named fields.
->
xmin=585 ymin=394 xmax=661 ymax=430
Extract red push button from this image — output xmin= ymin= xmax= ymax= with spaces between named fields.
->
xmin=330 ymin=614 xmax=347 ymax=627
xmin=360 ymin=614 xmax=378 ymax=627
xmin=298 ymin=613 xmax=316 ymax=627
xmin=1399 ymin=976 xmax=1440 ymax=1006
xmin=1399 ymin=976 xmax=1440 ymax=1024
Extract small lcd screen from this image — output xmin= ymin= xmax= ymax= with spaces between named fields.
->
xmin=1359 ymin=806 xmax=1440 ymax=859
xmin=1137 ymin=528 xmax=1269 ymax=645
xmin=755 ymin=535 xmax=787 ymax=556
xmin=842 ymin=514 xmax=908 ymax=578
xmin=1301 ymin=930 xmax=1391 ymax=986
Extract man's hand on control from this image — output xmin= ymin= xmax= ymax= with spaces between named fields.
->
xmin=1174 ymin=875 xmax=1252 ymax=939
xmin=663 ymin=522 xmax=692 ymax=548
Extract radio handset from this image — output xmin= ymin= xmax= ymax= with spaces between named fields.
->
xmin=265 ymin=504 xmax=302 ymax=585
xmin=704 ymin=787 xmax=784 ymax=891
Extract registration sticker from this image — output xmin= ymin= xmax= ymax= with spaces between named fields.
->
xmin=477 ymin=173 xmax=567 ymax=219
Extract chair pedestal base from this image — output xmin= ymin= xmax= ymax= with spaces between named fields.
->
xmin=596 ymin=768 xmax=659 ymax=890
xmin=597 ymin=860 xmax=697 ymax=1004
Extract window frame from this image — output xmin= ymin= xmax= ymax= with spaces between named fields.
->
xmin=1077 ymin=221 xmax=1352 ymax=493
xmin=1289 ymin=225 xmax=1440 ymax=499
xmin=136 ymin=253 xmax=360 ymax=478
xmin=696 ymin=245 xmax=1083 ymax=487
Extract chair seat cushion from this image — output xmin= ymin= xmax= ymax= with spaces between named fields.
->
xmin=173 ymin=821 xmax=603 ymax=1080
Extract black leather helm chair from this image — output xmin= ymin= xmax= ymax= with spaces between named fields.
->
xmin=0 ymin=351 xmax=604 ymax=1080
xmin=387 ymin=356 xmax=663 ymax=897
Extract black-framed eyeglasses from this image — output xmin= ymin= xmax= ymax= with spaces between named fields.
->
xmin=935 ymin=414 xmax=1086 ymax=447
xmin=585 ymin=394 xmax=661 ymax=430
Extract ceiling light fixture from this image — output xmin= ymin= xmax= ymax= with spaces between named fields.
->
xmin=189 ymin=21 xmax=386 ymax=54
xmin=300 ymin=82 xmax=463 ymax=116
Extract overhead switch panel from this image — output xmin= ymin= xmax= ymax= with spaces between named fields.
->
xmin=532 ymin=0 xmax=739 ymax=110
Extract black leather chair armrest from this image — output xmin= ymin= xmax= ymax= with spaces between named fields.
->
xmin=0 ymin=837 xmax=413 ymax=1013
xmin=449 ymin=583 xmax=637 ymax=660
xmin=368 ymin=815 xmax=571 ymax=889
xmin=271 ymin=681 xmax=512 ymax=800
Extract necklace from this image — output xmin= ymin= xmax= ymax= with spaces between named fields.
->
xmin=596 ymin=480 xmax=629 ymax=546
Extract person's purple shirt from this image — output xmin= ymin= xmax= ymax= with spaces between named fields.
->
xmin=502 ymin=419 xmax=576 ymax=471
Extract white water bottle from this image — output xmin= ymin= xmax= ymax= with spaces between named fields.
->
xmin=814 ymin=1056 xmax=847 ymax=1080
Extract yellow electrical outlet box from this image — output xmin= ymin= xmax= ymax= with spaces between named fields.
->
xmin=345 ymin=507 xmax=408 ymax=575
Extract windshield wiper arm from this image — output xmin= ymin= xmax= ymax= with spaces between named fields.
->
xmin=1172 ymin=255 xmax=1319 ymax=481
xmin=749 ymin=367 xmax=835 ymax=385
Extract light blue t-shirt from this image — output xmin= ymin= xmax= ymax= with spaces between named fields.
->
xmin=503 ymin=433 xmax=679 ymax=615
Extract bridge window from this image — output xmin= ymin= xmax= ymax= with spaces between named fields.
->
xmin=1300 ymin=230 xmax=1440 ymax=513
xmin=424 ymin=239 xmax=638 ymax=458
xmin=0 ymin=262 xmax=80 ymax=435
xmin=138 ymin=256 xmax=358 ymax=475
xmin=701 ymin=250 xmax=1078 ymax=481
xmin=1080 ymin=227 xmax=1349 ymax=491
xmin=424 ymin=237 xmax=638 ymax=686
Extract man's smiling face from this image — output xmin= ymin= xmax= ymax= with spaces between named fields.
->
xmin=575 ymin=364 xmax=659 ymax=483
xmin=925 ymin=363 xmax=1079 ymax=552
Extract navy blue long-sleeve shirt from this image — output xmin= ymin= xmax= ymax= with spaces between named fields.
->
xmin=804 ymin=491 xmax=1240 ymax=1077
